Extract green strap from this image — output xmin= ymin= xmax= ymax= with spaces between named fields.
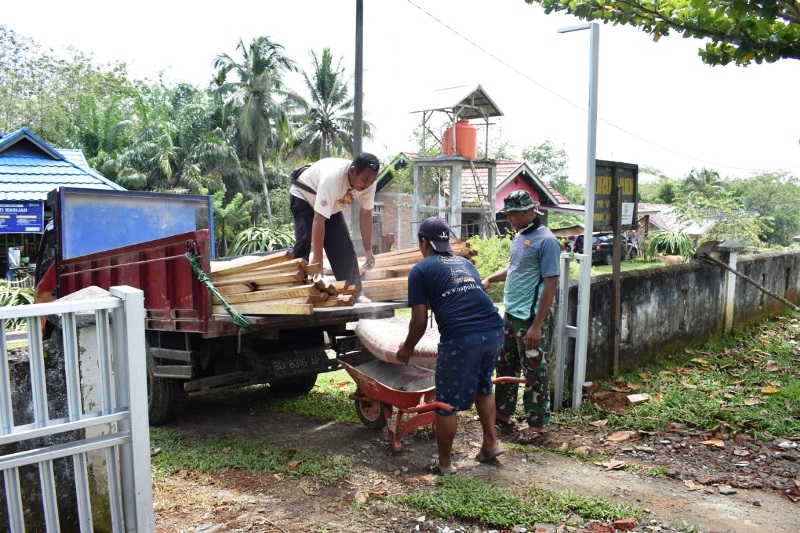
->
xmin=185 ymin=252 xmax=250 ymax=333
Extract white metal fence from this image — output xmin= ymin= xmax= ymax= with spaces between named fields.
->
xmin=0 ymin=286 xmax=153 ymax=532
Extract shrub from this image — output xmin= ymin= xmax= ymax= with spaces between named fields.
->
xmin=467 ymin=234 xmax=511 ymax=302
xmin=0 ymin=282 xmax=34 ymax=330
xmin=227 ymin=226 xmax=295 ymax=257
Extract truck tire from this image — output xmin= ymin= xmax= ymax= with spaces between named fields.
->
xmin=355 ymin=398 xmax=387 ymax=430
xmin=269 ymin=373 xmax=318 ymax=395
xmin=147 ymin=374 xmax=184 ymax=425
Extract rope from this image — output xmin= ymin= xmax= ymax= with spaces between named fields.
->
xmin=184 ymin=252 xmax=250 ymax=333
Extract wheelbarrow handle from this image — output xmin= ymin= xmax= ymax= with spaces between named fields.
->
xmin=492 ymin=377 xmax=526 ymax=385
xmin=402 ymin=401 xmax=455 ymax=415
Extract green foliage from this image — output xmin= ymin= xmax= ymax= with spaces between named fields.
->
xmin=397 ymin=476 xmax=640 ymax=527
xmin=591 ymin=312 xmax=800 ymax=438
xmin=528 ymin=0 xmax=800 ymax=66
xmin=675 ymin=191 xmax=772 ymax=247
xmin=522 ymin=140 xmax=584 ymax=204
xmin=0 ymin=282 xmax=34 ymax=330
xmin=681 ymin=167 xmax=725 ymax=199
xmin=227 ymin=226 xmax=294 ymax=257
xmin=466 ymin=235 xmax=511 ymax=302
xmin=645 ymin=230 xmax=695 ymax=259
xmin=213 ymin=191 xmax=255 ymax=256
xmin=732 ymin=171 xmax=800 ymax=246
xmin=149 ymin=427 xmax=351 ymax=484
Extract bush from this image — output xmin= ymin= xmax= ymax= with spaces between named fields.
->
xmin=467 ymin=234 xmax=511 ymax=303
xmin=0 ymin=282 xmax=34 ymax=330
xmin=227 ymin=226 xmax=295 ymax=257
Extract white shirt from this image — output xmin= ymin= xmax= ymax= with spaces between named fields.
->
xmin=290 ymin=158 xmax=376 ymax=219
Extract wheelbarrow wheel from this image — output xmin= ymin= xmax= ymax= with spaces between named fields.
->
xmin=355 ymin=398 xmax=387 ymax=429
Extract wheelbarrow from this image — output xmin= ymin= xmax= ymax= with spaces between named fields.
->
xmin=340 ymin=350 xmax=524 ymax=453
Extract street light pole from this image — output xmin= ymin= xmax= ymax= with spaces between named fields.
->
xmin=557 ymin=22 xmax=599 ymax=410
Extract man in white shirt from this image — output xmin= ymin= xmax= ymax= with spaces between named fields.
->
xmin=289 ymin=153 xmax=380 ymax=303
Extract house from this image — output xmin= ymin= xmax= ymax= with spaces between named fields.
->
xmin=0 ymin=126 xmax=123 ymax=275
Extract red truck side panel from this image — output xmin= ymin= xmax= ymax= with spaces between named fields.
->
xmin=59 ymin=230 xmax=212 ymax=335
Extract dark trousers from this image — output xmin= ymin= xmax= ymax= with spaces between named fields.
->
xmin=290 ymin=194 xmax=362 ymax=290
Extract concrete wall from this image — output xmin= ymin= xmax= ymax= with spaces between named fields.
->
xmin=565 ymin=249 xmax=800 ymax=379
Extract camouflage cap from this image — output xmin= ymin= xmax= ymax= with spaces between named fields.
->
xmin=500 ymin=190 xmax=544 ymax=215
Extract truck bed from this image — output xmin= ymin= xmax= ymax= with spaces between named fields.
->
xmin=214 ymin=300 xmax=407 ymax=329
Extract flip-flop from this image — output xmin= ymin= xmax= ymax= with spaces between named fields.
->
xmin=495 ymin=419 xmax=516 ymax=434
xmin=517 ymin=429 xmax=546 ymax=444
xmin=425 ymin=460 xmax=457 ymax=476
xmin=475 ymin=447 xmax=505 ymax=463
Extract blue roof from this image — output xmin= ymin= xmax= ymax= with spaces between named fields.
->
xmin=0 ymin=127 xmax=124 ymax=201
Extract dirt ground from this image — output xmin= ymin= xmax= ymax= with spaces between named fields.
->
xmin=154 ymin=390 xmax=800 ymax=533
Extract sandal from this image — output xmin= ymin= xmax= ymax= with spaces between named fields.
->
xmin=475 ymin=447 xmax=505 ymax=463
xmin=517 ymin=429 xmax=546 ymax=444
xmin=425 ymin=460 xmax=457 ymax=476
xmin=495 ymin=418 xmax=516 ymax=434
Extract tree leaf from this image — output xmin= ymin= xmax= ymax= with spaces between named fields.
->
xmin=760 ymin=386 xmax=780 ymax=394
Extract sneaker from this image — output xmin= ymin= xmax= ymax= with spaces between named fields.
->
xmin=355 ymin=294 xmax=372 ymax=304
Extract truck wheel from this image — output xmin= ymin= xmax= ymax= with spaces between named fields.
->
xmin=355 ymin=398 xmax=387 ymax=430
xmin=147 ymin=374 xmax=184 ymax=425
xmin=269 ymin=373 xmax=318 ymax=395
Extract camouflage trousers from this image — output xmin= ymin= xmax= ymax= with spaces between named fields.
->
xmin=494 ymin=313 xmax=551 ymax=428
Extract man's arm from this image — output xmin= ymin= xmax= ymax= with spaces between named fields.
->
xmin=396 ymin=303 xmax=428 ymax=364
xmin=359 ymin=206 xmax=374 ymax=267
xmin=481 ymin=266 xmax=509 ymax=290
xmin=310 ymin=212 xmax=327 ymax=268
xmin=525 ymin=275 xmax=558 ymax=349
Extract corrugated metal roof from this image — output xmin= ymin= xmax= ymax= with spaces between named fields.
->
xmin=411 ymin=84 xmax=503 ymax=120
xmin=0 ymin=127 xmax=124 ymax=201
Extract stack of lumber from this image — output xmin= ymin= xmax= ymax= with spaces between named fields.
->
xmin=359 ymin=240 xmax=476 ymax=302
xmin=209 ymin=251 xmax=358 ymax=316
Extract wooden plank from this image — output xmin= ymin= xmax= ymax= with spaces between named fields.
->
xmin=214 ymin=284 xmax=320 ymax=304
xmin=215 ymin=271 xmax=305 ymax=287
xmin=210 ymin=250 xmax=293 ymax=275
xmin=211 ymin=264 xmax=305 ymax=285
xmin=212 ymin=258 xmax=307 ymax=280
xmin=213 ymin=298 xmax=314 ymax=315
xmin=216 ymin=283 xmax=255 ymax=295
xmin=337 ymin=294 xmax=355 ymax=306
xmin=255 ymin=280 xmax=305 ymax=290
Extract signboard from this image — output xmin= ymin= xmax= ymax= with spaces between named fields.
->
xmin=0 ymin=201 xmax=44 ymax=234
xmin=593 ymin=160 xmax=638 ymax=231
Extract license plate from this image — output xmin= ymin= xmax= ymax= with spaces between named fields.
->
xmin=271 ymin=353 xmax=325 ymax=378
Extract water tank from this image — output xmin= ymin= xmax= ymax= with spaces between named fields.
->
xmin=442 ymin=119 xmax=478 ymax=159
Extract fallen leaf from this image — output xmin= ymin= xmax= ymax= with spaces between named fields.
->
xmin=261 ymin=450 xmax=272 ymax=456
xmin=287 ymin=459 xmax=303 ymax=471
xmin=765 ymin=364 xmax=780 ymax=372
xmin=572 ymin=445 xmax=592 ymax=455
xmin=607 ymin=431 xmax=632 ymax=442
xmin=639 ymin=372 xmax=654 ymax=380
xmin=336 ymin=381 xmax=350 ymax=388
xmin=599 ymin=460 xmax=627 ymax=470
xmin=559 ymin=442 xmax=569 ymax=452
xmin=761 ymin=386 xmax=780 ymax=394
xmin=589 ymin=419 xmax=609 ymax=427
xmin=221 ymin=446 xmax=233 ymax=454
xmin=701 ymin=439 xmax=725 ymax=448
xmin=610 ymin=385 xmax=631 ymax=393
xmin=680 ymin=379 xmax=697 ymax=389
xmin=150 ymin=447 xmax=161 ymax=457
xmin=651 ymin=393 xmax=663 ymax=403
xmin=744 ymin=397 xmax=764 ymax=406
xmin=627 ymin=381 xmax=640 ymax=391
xmin=690 ymin=357 xmax=709 ymax=366
xmin=684 ymin=479 xmax=702 ymax=491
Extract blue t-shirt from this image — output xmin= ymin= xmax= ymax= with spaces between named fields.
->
xmin=504 ymin=224 xmax=561 ymax=321
xmin=407 ymin=253 xmax=503 ymax=342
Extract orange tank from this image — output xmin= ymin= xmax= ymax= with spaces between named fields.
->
xmin=442 ymin=119 xmax=478 ymax=159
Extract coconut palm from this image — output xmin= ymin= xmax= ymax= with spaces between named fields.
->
xmin=214 ymin=37 xmax=297 ymax=227
xmin=289 ymin=48 xmax=371 ymax=160
xmin=681 ymin=167 xmax=725 ymax=198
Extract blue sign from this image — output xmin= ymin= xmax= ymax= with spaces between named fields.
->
xmin=0 ymin=201 xmax=45 ymax=233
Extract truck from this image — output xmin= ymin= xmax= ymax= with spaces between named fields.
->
xmin=33 ymin=187 xmax=404 ymax=424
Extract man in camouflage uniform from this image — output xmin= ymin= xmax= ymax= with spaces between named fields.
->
xmin=482 ymin=190 xmax=560 ymax=443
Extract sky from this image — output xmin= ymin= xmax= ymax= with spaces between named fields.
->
xmin=3 ymin=0 xmax=799 ymax=185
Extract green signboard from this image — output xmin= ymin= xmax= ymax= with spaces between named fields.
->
xmin=593 ymin=160 xmax=638 ymax=231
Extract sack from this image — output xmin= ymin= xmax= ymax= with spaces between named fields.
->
xmin=355 ymin=319 xmax=438 ymax=368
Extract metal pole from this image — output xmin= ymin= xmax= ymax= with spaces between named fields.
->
xmin=558 ymin=22 xmax=599 ymax=410
xmin=353 ymin=0 xmax=363 ymax=156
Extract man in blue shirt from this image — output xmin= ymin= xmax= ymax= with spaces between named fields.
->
xmin=397 ymin=217 xmax=505 ymax=475
xmin=482 ymin=191 xmax=561 ymax=444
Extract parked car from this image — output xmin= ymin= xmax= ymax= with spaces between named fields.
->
xmin=567 ymin=232 xmax=638 ymax=265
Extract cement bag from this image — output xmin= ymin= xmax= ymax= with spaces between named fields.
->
xmin=354 ymin=319 xmax=438 ymax=368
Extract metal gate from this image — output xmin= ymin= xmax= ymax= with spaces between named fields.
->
xmin=0 ymin=286 xmax=154 ymax=532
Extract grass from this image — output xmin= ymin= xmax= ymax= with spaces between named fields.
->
xmin=561 ymin=311 xmax=800 ymax=439
xmin=149 ymin=426 xmax=352 ymax=485
xmin=396 ymin=475 xmax=641 ymax=529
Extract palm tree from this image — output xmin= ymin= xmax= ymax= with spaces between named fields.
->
xmin=214 ymin=37 xmax=297 ymax=227
xmin=682 ymin=167 xmax=725 ymax=198
xmin=289 ymin=48 xmax=371 ymax=160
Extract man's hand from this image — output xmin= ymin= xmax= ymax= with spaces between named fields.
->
xmin=396 ymin=342 xmax=412 ymax=365
xmin=481 ymin=277 xmax=491 ymax=290
xmin=524 ymin=324 xmax=543 ymax=351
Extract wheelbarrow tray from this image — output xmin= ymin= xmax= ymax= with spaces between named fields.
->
xmin=339 ymin=355 xmax=436 ymax=409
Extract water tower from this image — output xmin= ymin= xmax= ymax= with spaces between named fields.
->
xmin=410 ymin=84 xmax=504 ymax=239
